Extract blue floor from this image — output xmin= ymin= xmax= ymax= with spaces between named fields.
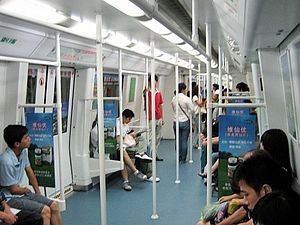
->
xmin=62 ymin=140 xmax=217 ymax=225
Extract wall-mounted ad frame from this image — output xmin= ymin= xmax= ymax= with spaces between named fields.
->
xmin=280 ymin=50 xmax=298 ymax=142
xmin=128 ymin=76 xmax=137 ymax=103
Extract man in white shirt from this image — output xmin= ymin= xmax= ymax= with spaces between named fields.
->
xmin=171 ymin=83 xmax=195 ymax=163
xmin=116 ymin=109 xmax=148 ymax=191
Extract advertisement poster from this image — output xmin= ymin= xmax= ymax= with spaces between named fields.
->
xmin=90 ymin=102 xmax=118 ymax=158
xmin=26 ymin=113 xmax=55 ymax=187
xmin=218 ymin=115 xmax=256 ymax=197
xmin=226 ymin=98 xmax=250 ymax=116
xmin=104 ymin=102 xmax=118 ymax=154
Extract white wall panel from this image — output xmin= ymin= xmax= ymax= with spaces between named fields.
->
xmin=258 ymin=49 xmax=287 ymax=131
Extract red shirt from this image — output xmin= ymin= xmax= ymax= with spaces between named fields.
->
xmin=148 ymin=90 xmax=163 ymax=120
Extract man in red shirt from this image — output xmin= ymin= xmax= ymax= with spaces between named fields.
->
xmin=146 ymin=75 xmax=164 ymax=161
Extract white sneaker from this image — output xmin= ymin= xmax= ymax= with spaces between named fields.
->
xmin=146 ymin=176 xmax=160 ymax=182
xmin=135 ymin=153 xmax=152 ymax=162
xmin=134 ymin=171 xmax=147 ymax=181
xmin=123 ymin=181 xmax=132 ymax=191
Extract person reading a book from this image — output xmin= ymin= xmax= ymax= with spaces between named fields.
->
xmin=116 ymin=109 xmax=152 ymax=191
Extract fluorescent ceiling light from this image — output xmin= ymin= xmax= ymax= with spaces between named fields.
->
xmin=154 ymin=49 xmax=163 ymax=57
xmin=130 ymin=42 xmax=150 ymax=53
xmin=68 ymin=20 xmax=96 ymax=39
xmin=140 ymin=18 xmax=170 ymax=35
xmin=2 ymin=0 xmax=67 ymax=24
xmin=103 ymin=0 xmax=144 ymax=17
xmin=177 ymin=43 xmax=194 ymax=52
xmin=196 ymin=54 xmax=208 ymax=63
xmin=70 ymin=14 xmax=82 ymax=23
xmin=162 ymin=33 xmax=184 ymax=44
xmin=189 ymin=49 xmax=200 ymax=56
xmin=69 ymin=21 xmax=111 ymax=39
xmin=106 ymin=32 xmax=132 ymax=47
xmin=157 ymin=53 xmax=173 ymax=61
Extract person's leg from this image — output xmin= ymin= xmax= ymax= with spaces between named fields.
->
xmin=15 ymin=209 xmax=43 ymax=225
xmin=180 ymin=120 xmax=190 ymax=162
xmin=22 ymin=192 xmax=61 ymax=225
xmin=123 ymin=150 xmax=137 ymax=173
xmin=155 ymin=119 xmax=163 ymax=149
xmin=134 ymin=135 xmax=147 ymax=154
xmin=8 ymin=197 xmax=51 ymax=225
xmin=49 ymin=201 xmax=61 ymax=225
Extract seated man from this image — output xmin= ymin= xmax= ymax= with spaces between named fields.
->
xmin=0 ymin=190 xmax=43 ymax=225
xmin=116 ymin=109 xmax=148 ymax=191
xmin=252 ymin=192 xmax=299 ymax=225
xmin=0 ymin=125 xmax=62 ymax=225
xmin=196 ymin=151 xmax=295 ymax=225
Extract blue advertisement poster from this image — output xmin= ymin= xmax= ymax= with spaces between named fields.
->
xmin=26 ymin=113 xmax=55 ymax=187
xmin=89 ymin=102 xmax=118 ymax=158
xmin=53 ymin=101 xmax=68 ymax=135
xmin=226 ymin=99 xmax=250 ymax=116
xmin=218 ymin=114 xmax=256 ymax=197
xmin=104 ymin=102 xmax=118 ymax=154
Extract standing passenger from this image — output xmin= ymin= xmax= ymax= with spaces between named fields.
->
xmin=171 ymin=83 xmax=195 ymax=163
xmin=145 ymin=75 xmax=164 ymax=161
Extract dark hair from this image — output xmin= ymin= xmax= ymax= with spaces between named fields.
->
xmin=178 ymin=83 xmax=187 ymax=93
xmin=4 ymin=125 xmax=28 ymax=149
xmin=234 ymin=151 xmax=291 ymax=194
xmin=252 ymin=192 xmax=296 ymax=225
xmin=122 ymin=109 xmax=134 ymax=118
xmin=192 ymin=85 xmax=199 ymax=97
xmin=212 ymin=83 xmax=219 ymax=90
xmin=148 ymin=74 xmax=158 ymax=83
xmin=260 ymin=129 xmax=292 ymax=177
xmin=236 ymin=82 xmax=249 ymax=92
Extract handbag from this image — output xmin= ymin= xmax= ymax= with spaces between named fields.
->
xmin=123 ymin=134 xmax=136 ymax=147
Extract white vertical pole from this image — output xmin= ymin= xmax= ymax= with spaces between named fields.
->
xmin=150 ymin=40 xmax=158 ymax=220
xmin=189 ymin=59 xmax=193 ymax=163
xmin=218 ymin=46 xmax=223 ymax=115
xmin=145 ymin=58 xmax=150 ymax=147
xmin=118 ymin=50 xmax=124 ymax=168
xmin=192 ymin=0 xmax=199 ymax=44
xmin=175 ymin=53 xmax=180 ymax=184
xmin=206 ymin=23 xmax=213 ymax=205
xmin=55 ymin=32 xmax=66 ymax=209
xmin=96 ymin=15 xmax=107 ymax=225
xmin=198 ymin=63 xmax=202 ymax=149
xmin=251 ymin=63 xmax=262 ymax=135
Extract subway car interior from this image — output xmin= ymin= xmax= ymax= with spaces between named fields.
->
xmin=0 ymin=0 xmax=300 ymax=224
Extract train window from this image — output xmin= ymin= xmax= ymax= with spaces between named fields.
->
xmin=128 ymin=76 xmax=136 ymax=103
xmin=280 ymin=51 xmax=298 ymax=141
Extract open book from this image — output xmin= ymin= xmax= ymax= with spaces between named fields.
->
xmin=10 ymin=208 xmax=21 ymax=215
xmin=135 ymin=128 xmax=148 ymax=136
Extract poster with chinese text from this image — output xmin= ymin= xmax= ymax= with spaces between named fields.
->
xmin=218 ymin=114 xmax=256 ymax=197
xmin=26 ymin=113 xmax=55 ymax=187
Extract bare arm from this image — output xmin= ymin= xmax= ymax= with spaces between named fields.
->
xmin=216 ymin=207 xmax=247 ymax=225
xmin=219 ymin=194 xmax=241 ymax=203
xmin=25 ymin=166 xmax=41 ymax=194
xmin=0 ymin=201 xmax=17 ymax=224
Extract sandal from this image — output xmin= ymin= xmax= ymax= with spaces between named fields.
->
xmin=197 ymin=172 xmax=207 ymax=178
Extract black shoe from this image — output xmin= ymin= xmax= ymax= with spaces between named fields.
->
xmin=156 ymin=157 xmax=164 ymax=161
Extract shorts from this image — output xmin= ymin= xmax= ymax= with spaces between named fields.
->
xmin=7 ymin=192 xmax=53 ymax=213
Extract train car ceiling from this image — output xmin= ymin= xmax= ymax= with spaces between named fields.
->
xmin=1 ymin=0 xmax=300 ymax=75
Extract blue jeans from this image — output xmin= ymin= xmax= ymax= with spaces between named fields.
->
xmin=173 ymin=120 xmax=190 ymax=162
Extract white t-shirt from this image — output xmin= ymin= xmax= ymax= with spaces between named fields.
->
xmin=116 ymin=118 xmax=130 ymax=137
